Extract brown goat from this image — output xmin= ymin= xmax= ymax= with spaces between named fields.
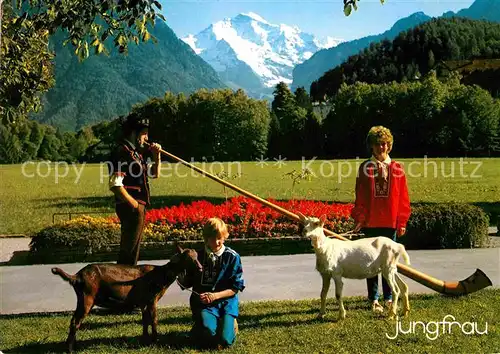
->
xmin=51 ymin=245 xmax=202 ymax=352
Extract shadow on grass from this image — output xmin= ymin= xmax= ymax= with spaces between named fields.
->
xmin=236 ymin=298 xmax=372 ymax=328
xmin=2 ymin=331 xmax=198 ymax=354
xmin=36 ymin=195 xmax=229 ymax=211
xmin=0 ymin=310 xmax=73 ymax=320
xmin=80 ymin=313 xmax=193 ymax=331
xmin=4 ymin=327 xmax=227 ymax=353
xmin=5 ymin=340 xmax=69 ymax=354
xmin=1 ymin=294 xmax=456 ymax=354
xmin=0 ymin=305 xmax=347 ymax=353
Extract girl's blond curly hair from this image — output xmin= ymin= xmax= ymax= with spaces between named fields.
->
xmin=366 ymin=126 xmax=394 ymax=153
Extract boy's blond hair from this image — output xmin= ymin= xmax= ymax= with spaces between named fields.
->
xmin=203 ymin=217 xmax=229 ymax=241
xmin=366 ymin=125 xmax=394 ymax=153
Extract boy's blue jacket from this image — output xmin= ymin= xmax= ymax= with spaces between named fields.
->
xmin=190 ymin=246 xmax=245 ymax=317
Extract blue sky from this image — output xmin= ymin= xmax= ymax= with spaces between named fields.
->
xmin=160 ymin=0 xmax=476 ymax=41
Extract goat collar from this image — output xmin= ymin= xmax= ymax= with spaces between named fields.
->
xmin=176 ymin=278 xmax=200 ymax=296
xmin=160 ymin=259 xmax=184 ymax=285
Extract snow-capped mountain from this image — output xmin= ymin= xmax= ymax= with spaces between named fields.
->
xmin=182 ymin=12 xmax=342 ymax=97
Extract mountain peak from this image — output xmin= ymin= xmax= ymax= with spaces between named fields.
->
xmin=393 ymin=11 xmax=431 ymax=24
xmin=472 ymin=0 xmax=496 ymax=4
xmin=390 ymin=11 xmax=432 ymax=33
xmin=411 ymin=11 xmax=428 ymax=17
xmin=458 ymin=0 xmax=500 ymax=20
xmin=239 ymin=12 xmax=270 ymax=24
xmin=182 ymin=12 xmax=343 ymax=95
xmin=279 ymin=23 xmax=301 ymax=36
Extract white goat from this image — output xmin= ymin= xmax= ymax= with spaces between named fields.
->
xmin=298 ymin=212 xmax=410 ymax=320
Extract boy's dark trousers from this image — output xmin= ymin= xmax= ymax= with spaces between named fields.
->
xmin=116 ymin=203 xmax=146 ymax=265
xmin=362 ymin=227 xmax=397 ymax=301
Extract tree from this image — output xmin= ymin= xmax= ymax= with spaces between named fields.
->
xmin=310 ymin=18 xmax=500 ymax=102
xmin=1 ymin=3 xmax=54 ymax=123
xmin=272 ymin=82 xmax=295 ymax=113
xmin=132 ymin=88 xmax=270 ymax=161
xmin=220 ymin=89 xmax=270 ymax=160
xmin=444 ymin=85 xmax=500 ymax=156
xmin=428 ymin=49 xmax=435 ymax=69
xmin=267 ymin=111 xmax=281 ymax=158
xmin=82 ymin=120 xmax=120 ymax=162
xmin=302 ymin=110 xmax=323 ymax=158
xmin=294 ymin=87 xmax=312 ymax=111
xmin=14 ymin=0 xmax=163 ymax=58
xmin=271 ymin=82 xmax=308 ymax=159
xmin=1 ymin=0 xmax=164 ymax=123
xmin=38 ymin=129 xmax=61 ymax=161
xmin=0 ymin=117 xmax=88 ymax=162
xmin=0 ymin=124 xmax=23 ymax=163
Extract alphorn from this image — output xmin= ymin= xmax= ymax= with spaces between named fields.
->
xmin=146 ymin=143 xmax=492 ymax=296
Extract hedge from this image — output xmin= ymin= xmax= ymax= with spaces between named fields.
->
xmin=404 ymin=203 xmax=489 ymax=249
xmin=29 ymin=198 xmax=490 ymax=257
xmin=29 ymin=216 xmax=121 ymax=254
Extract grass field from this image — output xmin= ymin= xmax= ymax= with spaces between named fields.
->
xmin=1 ymin=158 xmax=499 ymax=235
xmin=0 ymin=290 xmax=499 ymax=353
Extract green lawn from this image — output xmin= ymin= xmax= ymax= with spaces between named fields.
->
xmin=1 ymin=158 xmax=499 ymax=234
xmin=1 ymin=290 xmax=499 ymax=353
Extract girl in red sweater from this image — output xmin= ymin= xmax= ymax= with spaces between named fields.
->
xmin=351 ymin=126 xmax=411 ymax=313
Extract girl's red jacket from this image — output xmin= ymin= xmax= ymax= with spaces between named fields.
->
xmin=351 ymin=160 xmax=411 ymax=229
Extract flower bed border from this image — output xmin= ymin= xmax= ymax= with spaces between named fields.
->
xmin=26 ymin=237 xmax=316 ymax=265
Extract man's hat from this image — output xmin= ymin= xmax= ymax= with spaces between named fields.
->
xmin=122 ymin=113 xmax=149 ymax=131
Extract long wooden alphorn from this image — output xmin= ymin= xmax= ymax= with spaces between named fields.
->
xmin=147 ymin=143 xmax=492 ymax=296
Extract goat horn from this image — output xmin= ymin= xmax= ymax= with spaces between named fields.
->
xmin=150 ymin=144 xmax=493 ymax=296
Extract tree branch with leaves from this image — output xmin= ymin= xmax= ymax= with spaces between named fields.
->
xmin=14 ymin=0 xmax=164 ymax=58
xmin=343 ymin=0 xmax=385 ymax=16
xmin=1 ymin=0 xmax=164 ymax=123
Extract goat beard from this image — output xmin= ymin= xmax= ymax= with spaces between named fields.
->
xmin=311 ymin=237 xmax=322 ymax=249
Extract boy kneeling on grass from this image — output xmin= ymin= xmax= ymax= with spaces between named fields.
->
xmin=180 ymin=217 xmax=245 ymax=349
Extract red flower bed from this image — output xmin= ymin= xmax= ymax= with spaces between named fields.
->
xmin=143 ymin=196 xmax=354 ymax=238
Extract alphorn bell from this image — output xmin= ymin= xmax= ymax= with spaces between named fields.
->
xmin=145 ymin=143 xmax=492 ymax=296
